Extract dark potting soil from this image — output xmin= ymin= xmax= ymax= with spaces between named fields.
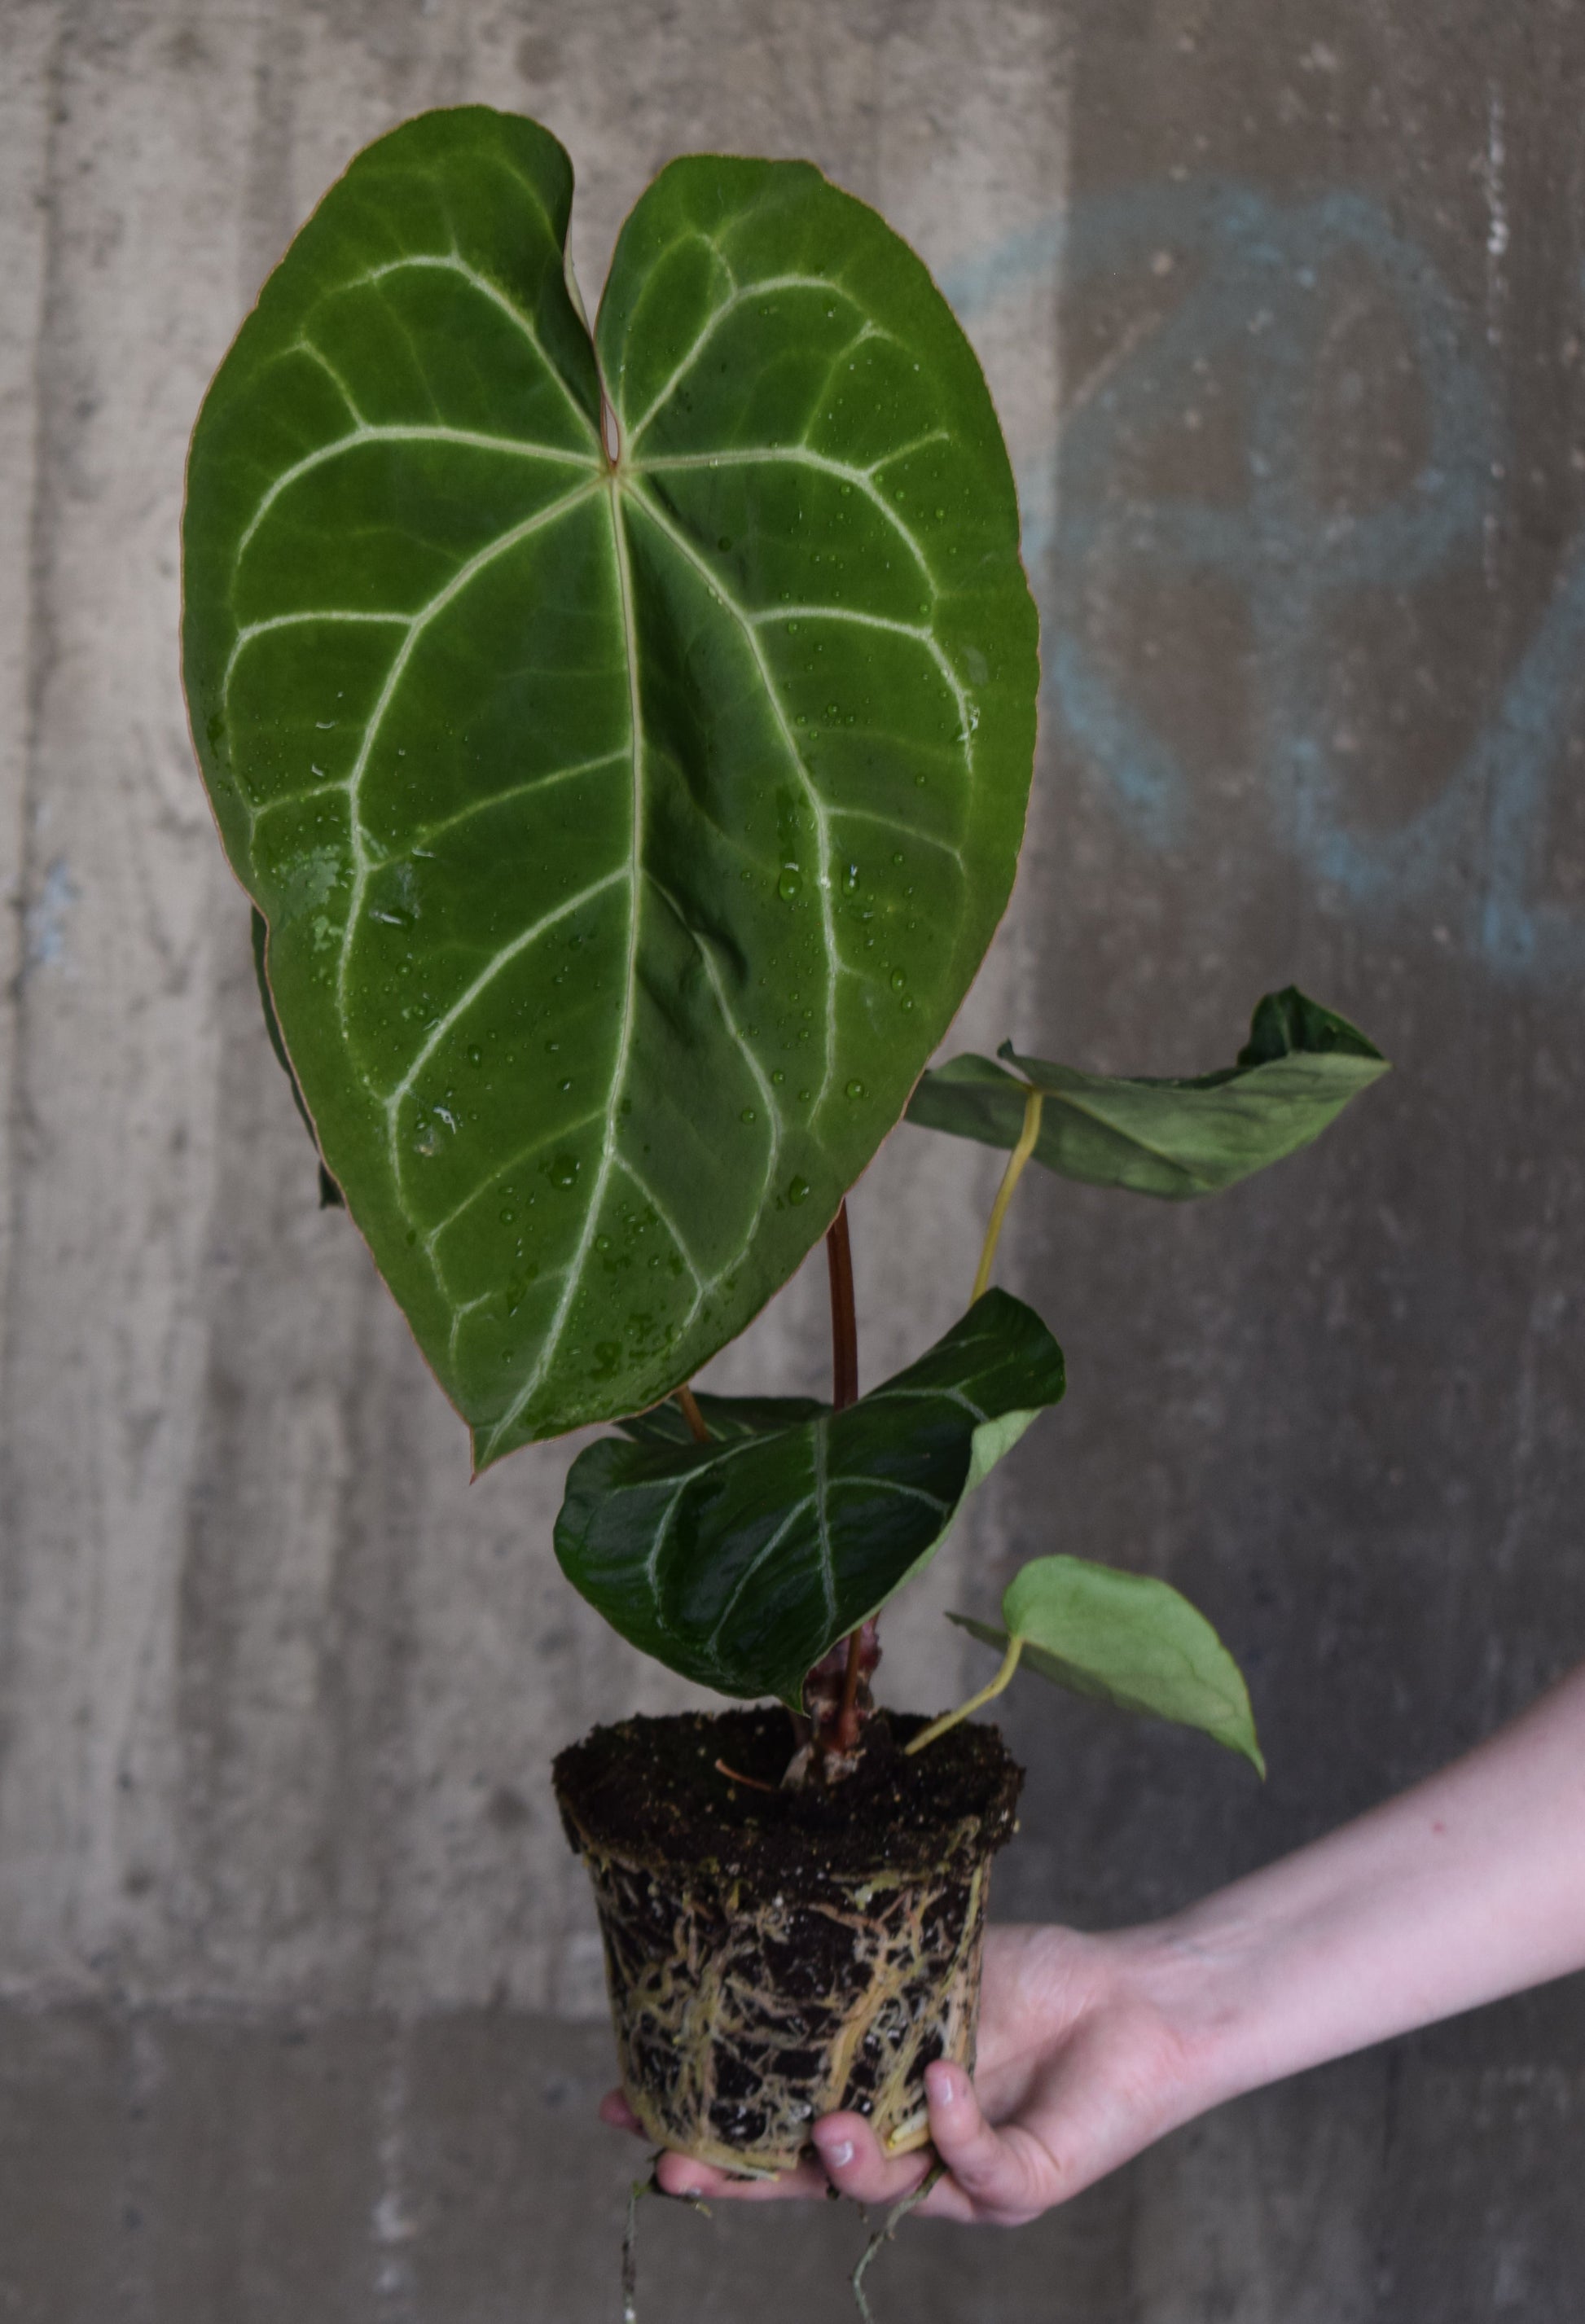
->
xmin=551 ymin=1706 xmax=1023 ymax=1890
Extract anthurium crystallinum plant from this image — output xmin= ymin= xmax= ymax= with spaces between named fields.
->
xmin=182 ymin=107 xmax=1390 ymax=2225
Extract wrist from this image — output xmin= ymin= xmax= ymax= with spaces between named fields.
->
xmin=1113 ymin=1907 xmax=1281 ymax=2120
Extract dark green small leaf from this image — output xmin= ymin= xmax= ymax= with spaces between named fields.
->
xmin=951 ymin=1551 xmax=1263 ymax=1772
xmin=907 ymin=985 xmax=1389 ymax=1199
xmin=251 ymin=908 xmax=344 ymax=1208
xmin=556 ymin=1289 xmax=1065 ymax=1704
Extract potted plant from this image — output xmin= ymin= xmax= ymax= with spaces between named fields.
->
xmin=182 ymin=106 xmax=1388 ymax=2208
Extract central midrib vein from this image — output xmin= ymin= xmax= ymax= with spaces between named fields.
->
xmin=481 ymin=469 xmax=646 ymax=1457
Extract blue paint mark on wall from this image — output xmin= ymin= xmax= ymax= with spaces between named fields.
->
xmin=24 ymin=857 xmax=77 ymax=978
xmin=946 ymin=185 xmax=1585 ymax=981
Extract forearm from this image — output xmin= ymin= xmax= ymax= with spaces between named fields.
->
xmin=1151 ymin=1661 xmax=1585 ymax=2109
xmin=642 ymin=1663 xmax=1585 ymax=2222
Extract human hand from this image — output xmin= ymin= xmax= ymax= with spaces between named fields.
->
xmin=599 ymin=1920 xmax=1215 ymax=2225
xmin=604 ymin=1660 xmax=1585 ymax=2221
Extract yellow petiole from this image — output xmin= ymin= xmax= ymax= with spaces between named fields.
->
xmin=904 ymin=1635 xmax=1025 ymax=1756
xmin=971 ymin=1084 xmax=1043 ymax=1301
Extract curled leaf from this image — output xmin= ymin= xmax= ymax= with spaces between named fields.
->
xmin=907 ymin=986 xmax=1388 ymax=1199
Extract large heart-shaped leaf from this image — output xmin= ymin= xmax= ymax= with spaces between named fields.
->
xmin=906 ymin=987 xmax=1388 ymax=1199
xmin=951 ymin=1553 xmax=1263 ymax=1772
xmin=555 ymin=1289 xmax=1065 ymax=1704
xmin=182 ymin=107 xmax=1038 ymax=1464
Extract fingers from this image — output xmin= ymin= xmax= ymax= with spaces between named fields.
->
xmin=649 ymin=2119 xmax=929 ymax=2209
xmin=598 ymin=2078 xmax=1046 ymax=2224
xmin=808 ymin=2113 xmax=934 ymax=2209
xmin=922 ymin=2061 xmax=1046 ymax=2224
xmin=654 ymin=2146 xmax=831 ymax=2203
xmin=599 ymin=2094 xmax=829 ymax=2201
xmin=599 ymin=2086 xmax=879 ymax=2204
xmin=598 ymin=2088 xmax=643 ymax=2133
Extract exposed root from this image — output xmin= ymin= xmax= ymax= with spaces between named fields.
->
xmin=620 ymin=2172 xmax=653 ymax=2324
xmin=573 ymin=1831 xmax=993 ymax=2173
xmin=850 ymin=2160 xmax=947 ymax=2321
xmin=713 ymin=1758 xmax=779 ymax=1795
xmin=621 ymin=2164 xmax=709 ymax=2323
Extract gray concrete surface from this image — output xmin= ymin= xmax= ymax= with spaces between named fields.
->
xmin=2 ymin=0 xmax=1583 ymax=2315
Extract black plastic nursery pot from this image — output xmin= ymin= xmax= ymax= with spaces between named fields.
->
xmin=552 ymin=1706 xmax=1023 ymax=2175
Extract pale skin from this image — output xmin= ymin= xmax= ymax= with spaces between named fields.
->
xmin=600 ymin=1661 xmax=1585 ymax=2223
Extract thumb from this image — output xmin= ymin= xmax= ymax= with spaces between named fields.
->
xmin=924 ymin=2062 xmax=1047 ymax=2223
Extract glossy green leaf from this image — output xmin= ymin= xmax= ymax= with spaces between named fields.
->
xmin=251 ymin=908 xmax=344 ymax=1208
xmin=907 ymin=986 xmax=1388 ymax=1199
xmin=555 ymin=1289 xmax=1064 ymax=1704
xmin=951 ymin=1553 xmax=1263 ymax=1772
xmin=615 ymin=1391 xmax=828 ymax=1450
xmin=182 ymin=107 xmax=1038 ymax=1465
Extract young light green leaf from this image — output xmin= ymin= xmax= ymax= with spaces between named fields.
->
xmin=555 ymin=1290 xmax=1065 ymax=1705
xmin=907 ymin=986 xmax=1388 ymax=1199
xmin=183 ymin=108 xmax=1038 ymax=1466
xmin=950 ymin=1552 xmax=1264 ymax=1773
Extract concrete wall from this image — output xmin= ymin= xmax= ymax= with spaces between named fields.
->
xmin=2 ymin=0 xmax=1582 ymax=2315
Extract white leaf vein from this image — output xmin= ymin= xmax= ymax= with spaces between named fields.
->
xmin=385 ymin=866 xmax=626 ymax=1109
xmin=399 ymin=748 xmax=628 ymax=857
xmin=632 ymin=443 xmax=940 ymax=589
xmin=624 ymin=273 xmax=863 ymax=449
xmin=704 ymin=1490 xmax=819 ymax=1660
xmin=626 ymin=485 xmax=841 ymax=1111
xmin=355 ymin=252 xmax=601 ymax=446
xmin=331 ymin=475 xmax=603 ymax=1019
xmin=235 ymin=423 xmax=598 ymax=562
xmin=475 ymin=474 xmax=647 ymax=1461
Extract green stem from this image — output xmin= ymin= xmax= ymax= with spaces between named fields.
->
xmin=903 ymin=1636 xmax=1025 ymax=1757
xmin=971 ymin=1085 xmax=1043 ymax=1300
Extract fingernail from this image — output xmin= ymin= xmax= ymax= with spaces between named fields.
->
xmin=926 ymin=2062 xmax=961 ymax=2103
xmin=821 ymin=2138 xmax=854 ymax=2168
